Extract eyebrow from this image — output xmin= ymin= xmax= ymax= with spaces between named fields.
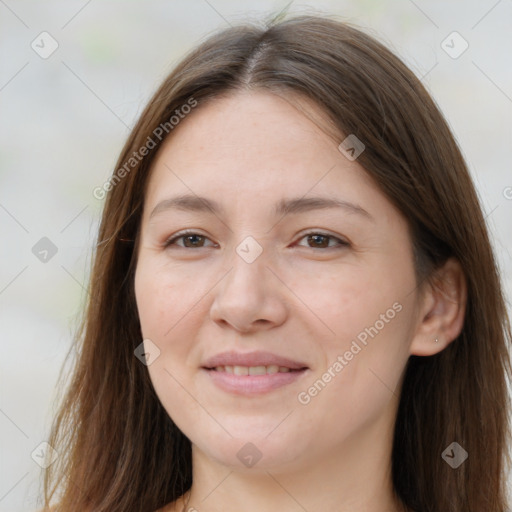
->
xmin=149 ymin=193 xmax=373 ymax=221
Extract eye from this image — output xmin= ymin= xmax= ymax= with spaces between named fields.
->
xmin=162 ymin=230 xmax=349 ymax=250
xmin=296 ymin=231 xmax=349 ymax=249
xmin=163 ymin=230 xmax=217 ymax=249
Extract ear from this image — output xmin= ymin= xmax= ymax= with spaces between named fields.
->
xmin=409 ymin=257 xmax=467 ymax=356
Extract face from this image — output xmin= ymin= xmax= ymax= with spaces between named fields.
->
xmin=134 ymin=91 xmax=422 ymax=473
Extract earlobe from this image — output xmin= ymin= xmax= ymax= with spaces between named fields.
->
xmin=409 ymin=257 xmax=467 ymax=356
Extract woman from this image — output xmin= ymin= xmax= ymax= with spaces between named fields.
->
xmin=42 ymin=14 xmax=511 ymax=512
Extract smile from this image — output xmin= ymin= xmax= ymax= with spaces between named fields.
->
xmin=202 ymin=365 xmax=308 ymax=395
xmin=209 ymin=365 xmax=299 ymax=375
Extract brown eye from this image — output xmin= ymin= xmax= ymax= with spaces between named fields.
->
xmin=163 ymin=231 xmax=216 ymax=249
xmin=307 ymin=234 xmax=330 ymax=248
xmin=297 ymin=232 xmax=349 ymax=249
xmin=181 ymin=234 xmax=206 ymax=247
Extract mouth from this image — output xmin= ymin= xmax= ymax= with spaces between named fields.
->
xmin=204 ymin=365 xmax=307 ymax=375
xmin=201 ymin=351 xmax=309 ymax=395
xmin=201 ymin=350 xmax=309 ymax=371
xmin=202 ymin=366 xmax=308 ymax=395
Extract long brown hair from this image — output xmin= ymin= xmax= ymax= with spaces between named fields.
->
xmin=43 ymin=14 xmax=511 ymax=512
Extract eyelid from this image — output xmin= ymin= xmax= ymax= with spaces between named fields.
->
xmin=295 ymin=229 xmax=350 ymax=248
xmin=162 ymin=229 xmax=217 ymax=248
xmin=162 ymin=229 xmax=349 ymax=250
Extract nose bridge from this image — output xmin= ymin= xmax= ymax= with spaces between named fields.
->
xmin=209 ymin=233 xmax=286 ymax=331
xmin=223 ymin=234 xmax=269 ymax=299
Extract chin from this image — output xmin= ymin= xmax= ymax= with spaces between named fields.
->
xmin=188 ymin=424 xmax=315 ymax=473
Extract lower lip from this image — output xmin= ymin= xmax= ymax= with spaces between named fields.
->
xmin=202 ymin=368 xmax=308 ymax=395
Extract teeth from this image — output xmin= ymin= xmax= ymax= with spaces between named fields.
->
xmin=213 ymin=365 xmax=296 ymax=375
xmin=249 ymin=366 xmax=267 ymax=375
xmin=233 ymin=365 xmax=249 ymax=376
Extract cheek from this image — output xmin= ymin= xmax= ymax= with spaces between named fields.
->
xmin=135 ymin=259 xmax=207 ymax=428
xmin=286 ymin=260 xmax=405 ymax=349
xmin=296 ymin=303 xmax=412 ymax=446
xmin=134 ymin=256 xmax=211 ymax=385
xmin=135 ymin=257 xmax=199 ymax=339
xmin=291 ymin=257 xmax=414 ymax=411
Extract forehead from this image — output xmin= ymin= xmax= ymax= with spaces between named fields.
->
xmin=154 ymin=91 xmax=336 ymax=170
xmin=143 ymin=90 xmax=398 ymax=227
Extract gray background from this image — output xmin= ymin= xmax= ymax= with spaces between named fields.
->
xmin=1 ymin=1 xmax=511 ymax=510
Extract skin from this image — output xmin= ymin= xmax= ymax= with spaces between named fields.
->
xmin=134 ymin=91 xmax=466 ymax=512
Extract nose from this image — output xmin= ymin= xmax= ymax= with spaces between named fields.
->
xmin=209 ymin=242 xmax=288 ymax=333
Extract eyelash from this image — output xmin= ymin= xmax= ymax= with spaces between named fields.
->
xmin=162 ymin=229 xmax=349 ymax=250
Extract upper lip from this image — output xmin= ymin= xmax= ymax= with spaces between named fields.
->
xmin=202 ymin=350 xmax=309 ymax=370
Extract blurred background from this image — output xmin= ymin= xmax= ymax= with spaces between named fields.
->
xmin=1 ymin=1 xmax=511 ymax=510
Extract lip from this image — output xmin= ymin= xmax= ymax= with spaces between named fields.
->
xmin=201 ymin=350 xmax=309 ymax=396
xmin=201 ymin=350 xmax=309 ymax=370
xmin=203 ymin=368 xmax=308 ymax=395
